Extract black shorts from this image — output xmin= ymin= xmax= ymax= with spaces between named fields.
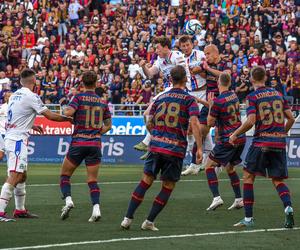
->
xmin=66 ymin=146 xmax=102 ymax=167
xmin=199 ymin=106 xmax=208 ymax=125
xmin=144 ymin=152 xmax=183 ymax=182
xmin=244 ymin=146 xmax=288 ymax=179
xmin=209 ymin=144 xmax=245 ymax=167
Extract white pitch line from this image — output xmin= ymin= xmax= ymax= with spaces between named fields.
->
xmin=26 ymin=177 xmax=300 ymax=187
xmin=1 ymin=227 xmax=299 ymax=250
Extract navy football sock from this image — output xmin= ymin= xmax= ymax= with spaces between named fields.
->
xmin=191 ymin=143 xmax=197 ymax=164
xmin=88 ymin=181 xmax=100 ymax=205
xmin=60 ymin=175 xmax=71 ymax=199
xmin=275 ymin=182 xmax=292 ymax=208
xmin=243 ymin=183 xmax=254 ymax=218
xmin=228 ymin=171 xmax=241 ymax=198
xmin=206 ymin=168 xmax=220 ymax=197
xmin=147 ymin=186 xmax=173 ymax=222
xmin=126 ymin=180 xmax=151 ymax=219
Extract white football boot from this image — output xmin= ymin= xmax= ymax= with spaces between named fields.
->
xmin=206 ymin=196 xmax=224 ymax=211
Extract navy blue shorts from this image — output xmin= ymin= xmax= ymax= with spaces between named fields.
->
xmin=199 ymin=106 xmax=208 ymax=125
xmin=244 ymin=146 xmax=288 ymax=179
xmin=144 ymin=152 xmax=183 ymax=182
xmin=66 ymin=146 xmax=102 ymax=167
xmin=209 ymin=144 xmax=245 ymax=167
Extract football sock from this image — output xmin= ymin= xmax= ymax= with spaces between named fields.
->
xmin=147 ymin=186 xmax=173 ymax=222
xmin=243 ymin=183 xmax=254 ymax=218
xmin=206 ymin=168 xmax=220 ymax=197
xmin=187 ymin=135 xmax=195 ymax=152
xmin=60 ymin=175 xmax=71 ymax=199
xmin=14 ymin=182 xmax=26 ymax=210
xmin=142 ymin=132 xmax=151 ymax=146
xmin=0 ymin=183 xmax=14 ymax=213
xmin=88 ymin=181 xmax=100 ymax=205
xmin=126 ymin=180 xmax=151 ymax=219
xmin=275 ymin=182 xmax=292 ymax=208
xmin=204 ymin=134 xmax=213 ymax=152
xmin=228 ymin=171 xmax=241 ymax=198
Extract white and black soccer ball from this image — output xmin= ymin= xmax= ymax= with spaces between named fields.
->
xmin=185 ymin=19 xmax=202 ymax=35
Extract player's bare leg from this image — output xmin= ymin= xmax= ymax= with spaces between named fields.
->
xmin=0 ymin=172 xmax=25 ymax=222
xmin=60 ymin=157 xmax=77 ymax=220
xmin=226 ymin=164 xmax=243 ymax=210
xmin=121 ymin=174 xmax=154 ymax=229
xmin=141 ymin=180 xmax=176 ymax=231
xmin=134 ymin=103 xmax=153 ymax=153
xmin=234 ymin=170 xmax=255 ymax=227
xmin=272 ymin=178 xmax=294 ymax=228
xmin=205 ymin=158 xmax=224 ymax=211
xmin=86 ymin=164 xmax=101 ymax=222
xmin=182 ymin=124 xmax=211 ymax=176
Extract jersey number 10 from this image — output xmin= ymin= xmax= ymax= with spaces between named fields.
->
xmin=84 ymin=106 xmax=103 ymax=129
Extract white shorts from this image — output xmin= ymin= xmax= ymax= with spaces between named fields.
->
xmin=190 ymin=90 xmax=206 ymax=110
xmin=5 ymin=139 xmax=28 ymax=173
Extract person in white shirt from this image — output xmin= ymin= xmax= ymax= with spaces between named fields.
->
xmin=133 ymin=37 xmax=191 ymax=159
xmin=178 ymin=35 xmax=214 ymax=175
xmin=27 ymin=49 xmax=41 ymax=69
xmin=0 ymin=92 xmax=12 ymax=159
xmin=0 ymin=69 xmax=73 ymax=222
xmin=128 ymin=58 xmax=146 ymax=81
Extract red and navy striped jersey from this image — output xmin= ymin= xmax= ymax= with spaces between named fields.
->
xmin=206 ymin=62 xmax=227 ymax=98
xmin=210 ymin=90 xmax=246 ymax=145
xmin=149 ymin=88 xmax=200 ymax=158
xmin=246 ymin=87 xmax=289 ymax=149
xmin=68 ymin=91 xmax=111 ymax=147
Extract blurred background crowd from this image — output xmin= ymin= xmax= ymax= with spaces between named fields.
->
xmin=0 ymin=0 xmax=299 ymax=115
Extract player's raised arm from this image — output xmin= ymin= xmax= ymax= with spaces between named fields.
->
xmin=207 ymin=92 xmax=217 ymax=127
xmin=140 ymin=59 xmax=159 ymax=78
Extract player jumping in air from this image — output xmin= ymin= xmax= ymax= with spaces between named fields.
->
xmin=230 ymin=66 xmax=295 ymax=228
xmin=60 ymin=71 xmax=112 ymax=222
xmin=133 ymin=36 xmax=191 ymax=160
xmin=0 ymin=69 xmax=73 ymax=222
xmin=178 ymin=35 xmax=214 ymax=175
xmin=205 ymin=72 xmax=244 ymax=211
xmin=121 ymin=65 xmax=203 ymax=231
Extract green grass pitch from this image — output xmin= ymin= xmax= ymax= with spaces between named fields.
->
xmin=0 ymin=164 xmax=299 ymax=250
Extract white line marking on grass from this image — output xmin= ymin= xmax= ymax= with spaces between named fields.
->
xmin=27 ymin=178 xmax=300 ymax=187
xmin=1 ymin=227 xmax=299 ymax=250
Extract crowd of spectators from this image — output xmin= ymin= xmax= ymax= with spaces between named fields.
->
xmin=0 ymin=0 xmax=299 ymax=115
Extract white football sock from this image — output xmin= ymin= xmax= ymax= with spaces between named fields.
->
xmin=142 ymin=132 xmax=151 ymax=146
xmin=14 ymin=182 xmax=26 ymax=211
xmin=204 ymin=133 xmax=213 ymax=152
xmin=187 ymin=135 xmax=195 ymax=152
xmin=0 ymin=183 xmax=14 ymax=213
xmin=65 ymin=196 xmax=73 ymax=206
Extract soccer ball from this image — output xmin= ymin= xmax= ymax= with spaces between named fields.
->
xmin=185 ymin=19 xmax=202 ymax=35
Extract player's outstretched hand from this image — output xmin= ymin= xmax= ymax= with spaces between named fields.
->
xmin=32 ymin=125 xmax=43 ymax=134
xmin=195 ymin=149 xmax=203 ymax=165
xmin=202 ymin=59 xmax=208 ymax=70
xmin=207 ymin=92 xmax=215 ymax=107
xmin=229 ymin=134 xmax=237 ymax=145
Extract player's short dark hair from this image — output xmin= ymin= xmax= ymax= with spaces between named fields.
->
xmin=178 ymin=35 xmax=192 ymax=44
xmin=82 ymin=70 xmax=97 ymax=87
xmin=20 ymin=68 xmax=36 ymax=79
xmin=251 ymin=66 xmax=266 ymax=82
xmin=154 ymin=36 xmax=171 ymax=49
xmin=170 ymin=65 xmax=186 ymax=84
xmin=219 ymin=72 xmax=231 ymax=87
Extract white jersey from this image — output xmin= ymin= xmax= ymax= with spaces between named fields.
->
xmin=186 ymin=49 xmax=206 ymax=90
xmin=5 ymin=87 xmax=47 ymax=141
xmin=0 ymin=102 xmax=8 ymax=135
xmin=153 ymin=50 xmax=192 ymax=90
